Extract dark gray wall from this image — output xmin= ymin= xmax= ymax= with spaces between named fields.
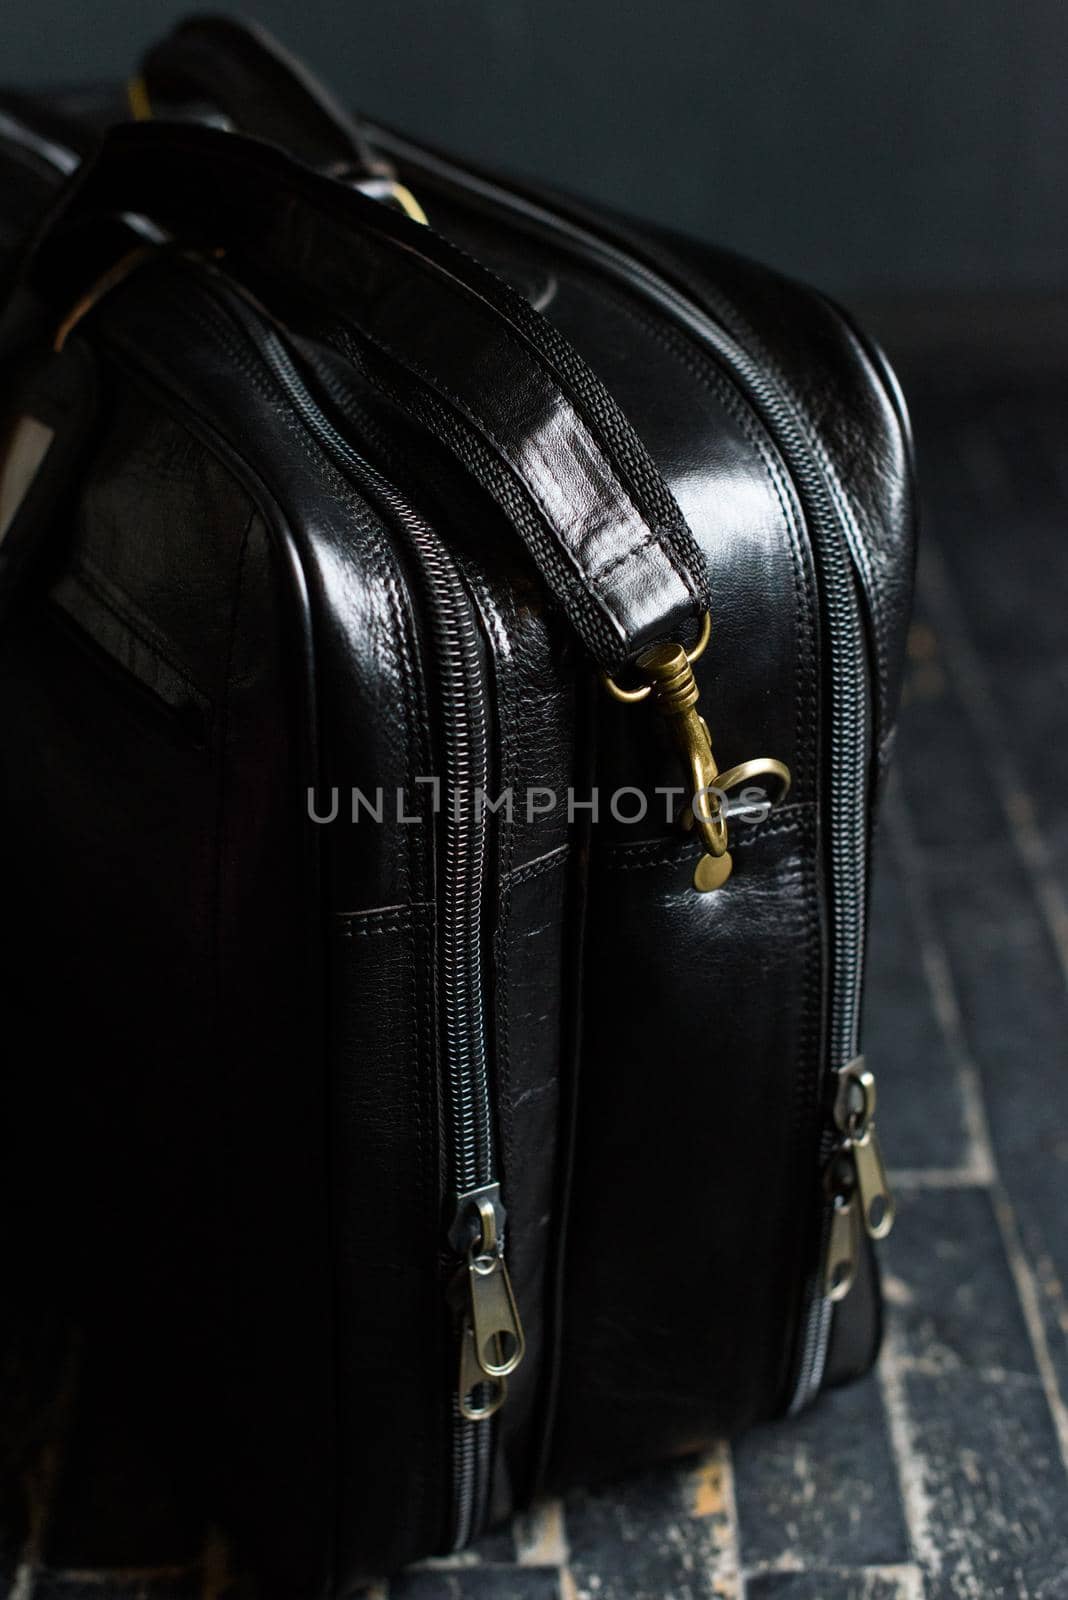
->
xmin=5 ymin=1 xmax=1067 ymax=297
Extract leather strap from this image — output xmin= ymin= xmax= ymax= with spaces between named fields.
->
xmin=25 ymin=122 xmax=710 ymax=672
xmin=140 ymin=14 xmax=387 ymax=178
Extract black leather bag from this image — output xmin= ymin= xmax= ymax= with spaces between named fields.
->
xmin=0 ymin=18 xmax=915 ymax=1593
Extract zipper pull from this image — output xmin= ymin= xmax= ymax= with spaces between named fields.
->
xmin=823 ymin=1152 xmax=861 ymax=1301
xmin=464 ymin=1239 xmax=525 ymax=1380
xmin=451 ymin=1185 xmax=526 ymax=1388
xmin=457 ymin=1315 xmax=508 ymax=1422
xmin=834 ymin=1057 xmax=895 ymax=1240
xmin=852 ymin=1125 xmax=893 ymax=1240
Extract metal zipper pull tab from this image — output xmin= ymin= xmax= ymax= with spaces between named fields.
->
xmin=457 ymin=1314 xmax=507 ymax=1422
xmin=824 ymin=1153 xmax=861 ymax=1302
xmin=834 ymin=1057 xmax=895 ymax=1241
xmin=465 ymin=1239 xmax=525 ymax=1380
xmin=450 ymin=1185 xmax=526 ymax=1385
xmin=852 ymin=1125 xmax=893 ymax=1240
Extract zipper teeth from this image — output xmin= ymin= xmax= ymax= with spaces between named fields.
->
xmin=451 ymin=1408 xmax=492 ymax=1551
xmin=366 ymin=133 xmax=871 ymax=1404
xmin=256 ymin=328 xmax=495 ymax=1195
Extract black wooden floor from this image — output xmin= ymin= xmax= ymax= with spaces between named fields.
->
xmin=3 ymin=357 xmax=1067 ymax=1598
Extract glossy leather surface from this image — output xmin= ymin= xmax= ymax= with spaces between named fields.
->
xmin=31 ymin=122 xmax=711 ymax=673
xmin=0 ymin=35 xmax=915 ymax=1592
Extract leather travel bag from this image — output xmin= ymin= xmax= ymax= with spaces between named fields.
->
xmin=0 ymin=17 xmax=915 ymax=1593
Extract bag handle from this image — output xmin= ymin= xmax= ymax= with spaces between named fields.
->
xmin=26 ymin=121 xmax=710 ymax=674
xmin=139 ymin=14 xmax=387 ymax=179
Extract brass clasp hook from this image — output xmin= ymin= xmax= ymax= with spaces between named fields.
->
xmin=603 ymin=615 xmax=791 ymax=891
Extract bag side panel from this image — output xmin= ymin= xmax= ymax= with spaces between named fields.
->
xmin=0 ymin=370 xmax=338 ymax=1592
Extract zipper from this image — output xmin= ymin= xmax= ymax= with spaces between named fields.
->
xmin=183 ymin=283 xmax=523 ymax=1548
xmin=363 ymin=127 xmax=891 ymax=1406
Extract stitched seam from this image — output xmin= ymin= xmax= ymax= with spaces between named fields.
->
xmin=504 ymin=843 xmax=571 ymax=888
xmin=600 ymin=811 xmax=806 ymax=871
xmin=584 ymin=531 xmax=668 ymax=585
xmin=335 ymin=902 xmax=434 ymax=937
xmin=731 ymin=812 xmax=809 ymax=844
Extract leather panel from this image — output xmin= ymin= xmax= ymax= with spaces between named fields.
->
xmin=550 ymin=812 xmax=823 ymax=1483
xmin=0 ymin=406 xmax=337 ymax=1593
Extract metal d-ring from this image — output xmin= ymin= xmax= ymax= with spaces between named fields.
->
xmin=601 ymin=611 xmax=711 ymax=704
xmin=709 ymin=757 xmax=792 ymax=811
